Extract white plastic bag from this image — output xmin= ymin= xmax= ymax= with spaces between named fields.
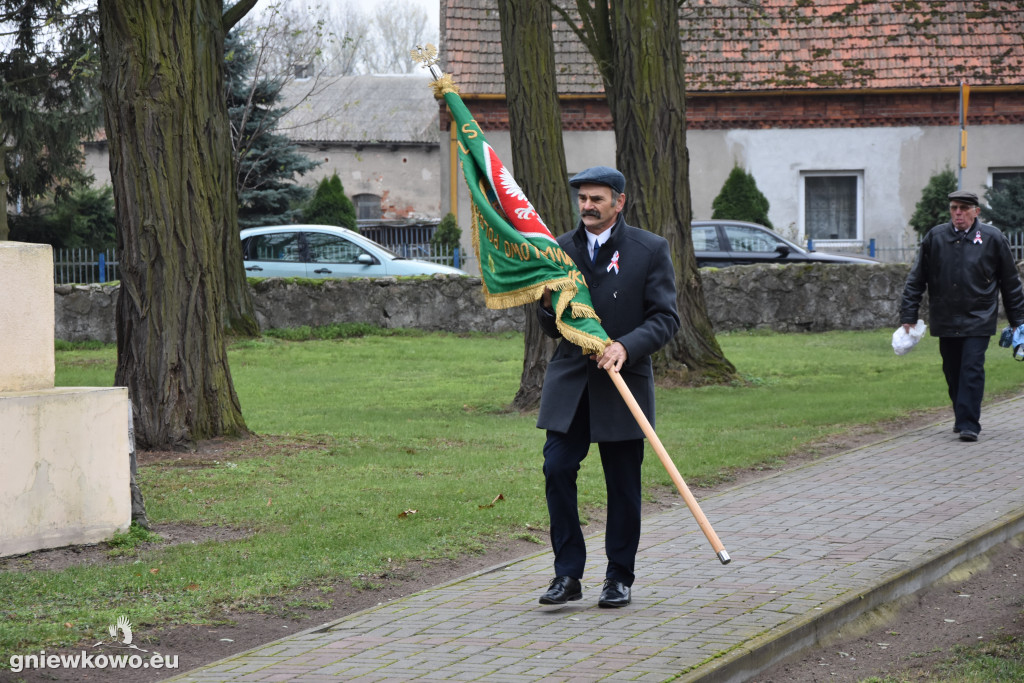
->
xmin=892 ymin=320 xmax=926 ymax=356
xmin=1013 ymin=323 xmax=1024 ymax=361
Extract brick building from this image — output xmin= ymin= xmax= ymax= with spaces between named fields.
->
xmin=440 ymin=0 xmax=1024 ymax=266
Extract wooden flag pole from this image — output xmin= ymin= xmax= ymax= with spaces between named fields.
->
xmin=607 ymin=369 xmax=731 ymax=564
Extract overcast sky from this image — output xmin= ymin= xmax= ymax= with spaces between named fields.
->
xmin=270 ymin=0 xmax=440 ymax=38
xmin=351 ymin=0 xmax=440 ymax=35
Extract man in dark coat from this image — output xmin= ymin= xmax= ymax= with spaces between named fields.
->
xmin=535 ymin=166 xmax=680 ymax=608
xmin=900 ymin=190 xmax=1024 ymax=442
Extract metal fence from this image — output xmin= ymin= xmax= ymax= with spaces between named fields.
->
xmin=53 ymin=229 xmax=463 ymax=286
xmin=810 ymin=231 xmax=1024 ymax=264
xmin=358 ymin=223 xmax=463 ymax=268
xmin=53 ymin=230 xmax=1022 ymax=284
xmin=54 ymin=248 xmax=119 ymax=285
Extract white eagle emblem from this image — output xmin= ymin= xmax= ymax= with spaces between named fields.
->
xmin=499 ymin=166 xmax=545 ymax=226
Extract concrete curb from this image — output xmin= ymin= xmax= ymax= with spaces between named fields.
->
xmin=680 ymin=513 xmax=1024 ymax=682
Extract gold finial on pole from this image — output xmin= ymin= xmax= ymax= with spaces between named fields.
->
xmin=411 ymin=43 xmax=458 ymax=96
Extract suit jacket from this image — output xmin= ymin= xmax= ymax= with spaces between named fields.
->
xmin=536 ymin=215 xmax=680 ymax=441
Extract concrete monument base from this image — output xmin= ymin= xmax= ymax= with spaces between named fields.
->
xmin=1 ymin=242 xmax=131 ymax=558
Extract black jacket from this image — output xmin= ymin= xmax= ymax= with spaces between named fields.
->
xmin=901 ymin=219 xmax=1024 ymax=337
xmin=536 ymin=215 xmax=680 ymax=441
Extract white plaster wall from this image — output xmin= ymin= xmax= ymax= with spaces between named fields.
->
xmin=689 ymin=124 xmax=1024 ymax=250
xmin=0 ymin=388 xmax=131 ymax=557
xmin=563 ymin=130 xmax=618 ymax=176
xmin=0 ymin=243 xmax=55 ymax=392
xmin=296 ymin=144 xmax=441 ymax=220
xmin=84 ymin=142 xmax=443 ymax=222
xmin=82 ymin=142 xmax=110 ymax=187
xmin=443 ymin=122 xmax=1024 ymax=273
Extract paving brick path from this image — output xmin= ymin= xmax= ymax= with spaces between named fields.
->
xmin=169 ymin=396 xmax=1024 ymax=682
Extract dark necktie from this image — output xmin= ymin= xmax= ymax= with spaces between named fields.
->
xmin=592 ymin=242 xmax=601 ymax=263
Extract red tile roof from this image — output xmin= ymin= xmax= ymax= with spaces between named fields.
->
xmin=442 ymin=0 xmax=1024 ymax=96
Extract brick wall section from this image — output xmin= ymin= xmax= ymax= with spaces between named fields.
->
xmin=441 ymin=90 xmax=1024 ymax=133
xmin=443 ymin=1 xmax=1024 ymax=96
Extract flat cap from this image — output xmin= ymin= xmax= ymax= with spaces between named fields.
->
xmin=948 ymin=190 xmax=980 ymax=206
xmin=569 ymin=166 xmax=625 ymax=194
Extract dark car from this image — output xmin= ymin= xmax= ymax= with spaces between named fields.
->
xmin=692 ymin=220 xmax=878 ymax=268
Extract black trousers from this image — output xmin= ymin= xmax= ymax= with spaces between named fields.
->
xmin=542 ymin=392 xmax=644 ymax=586
xmin=938 ymin=336 xmax=990 ymax=434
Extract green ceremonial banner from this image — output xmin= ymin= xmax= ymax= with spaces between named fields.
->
xmin=432 ymin=77 xmax=610 ymax=356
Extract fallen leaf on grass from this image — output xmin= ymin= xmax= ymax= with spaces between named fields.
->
xmin=479 ymin=493 xmax=505 ymax=509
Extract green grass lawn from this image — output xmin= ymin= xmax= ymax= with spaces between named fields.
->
xmin=3 ymin=327 xmax=1022 ymax=655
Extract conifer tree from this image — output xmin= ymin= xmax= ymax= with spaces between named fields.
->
xmin=711 ymin=166 xmax=773 ymax=228
xmin=910 ymin=169 xmax=957 ymax=236
xmin=304 ymin=173 xmax=357 ymax=229
xmin=431 ymin=212 xmax=461 ymax=266
xmin=0 ymin=1 xmax=100 ymax=240
xmin=982 ymin=177 xmax=1024 ymax=233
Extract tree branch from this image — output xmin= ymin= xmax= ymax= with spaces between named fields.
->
xmin=547 ymin=0 xmax=615 ymax=90
xmin=223 ymin=0 xmax=260 ymax=33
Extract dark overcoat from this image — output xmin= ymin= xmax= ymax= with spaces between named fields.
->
xmin=536 ymin=215 xmax=680 ymax=442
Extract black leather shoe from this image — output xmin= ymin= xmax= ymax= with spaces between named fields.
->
xmin=598 ymin=579 xmax=631 ymax=608
xmin=959 ymin=430 xmax=978 ymax=442
xmin=539 ymin=576 xmax=582 ymax=605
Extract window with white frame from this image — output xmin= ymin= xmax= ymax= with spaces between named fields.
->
xmin=802 ymin=172 xmax=863 ymax=242
xmin=989 ymin=168 xmax=1024 ymax=193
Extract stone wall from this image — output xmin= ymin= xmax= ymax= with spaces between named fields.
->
xmin=56 ymin=262 xmax=1024 ymax=343
xmin=701 ymin=263 xmax=917 ymax=333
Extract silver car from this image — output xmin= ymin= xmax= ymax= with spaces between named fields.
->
xmin=240 ymin=224 xmax=467 ymax=279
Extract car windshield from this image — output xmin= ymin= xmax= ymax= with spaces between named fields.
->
xmin=722 ymin=224 xmax=808 ymax=254
xmin=306 ymin=230 xmax=406 ymax=260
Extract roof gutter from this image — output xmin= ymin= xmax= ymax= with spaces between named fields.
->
xmin=450 ymin=84 xmax=1024 ymax=101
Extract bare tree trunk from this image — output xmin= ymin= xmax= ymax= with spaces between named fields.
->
xmin=0 ymin=142 xmax=8 ymax=241
xmin=498 ymin=0 xmax=574 ymax=409
xmin=222 ymin=240 xmax=259 ymax=335
xmin=99 ymin=0 xmax=250 ymax=448
xmin=566 ymin=0 xmax=735 ymax=383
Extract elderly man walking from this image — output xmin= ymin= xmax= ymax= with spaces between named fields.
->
xmin=900 ymin=190 xmax=1024 ymax=442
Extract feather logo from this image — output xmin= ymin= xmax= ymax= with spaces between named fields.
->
xmin=94 ymin=614 xmax=147 ymax=651
xmin=109 ymin=615 xmax=133 ymax=645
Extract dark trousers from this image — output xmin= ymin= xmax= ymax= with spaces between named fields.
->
xmin=542 ymin=392 xmax=644 ymax=586
xmin=939 ymin=336 xmax=990 ymax=434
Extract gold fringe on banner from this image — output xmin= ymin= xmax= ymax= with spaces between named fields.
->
xmin=469 ymin=205 xmax=608 ymax=356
